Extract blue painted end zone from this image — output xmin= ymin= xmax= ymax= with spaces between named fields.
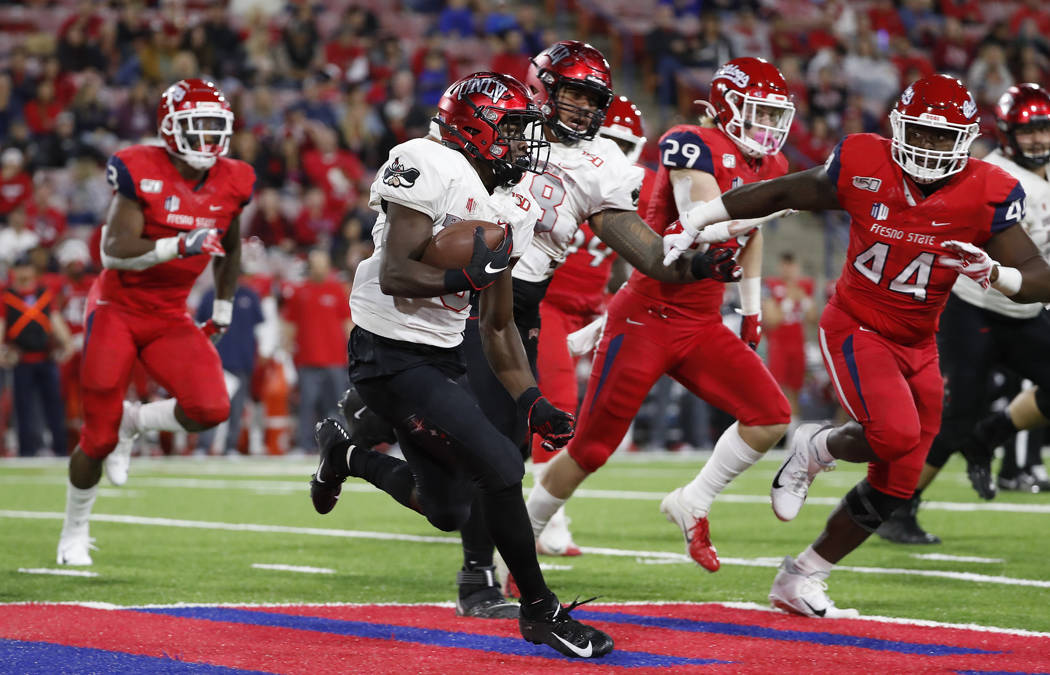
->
xmin=0 ymin=638 xmax=273 ymax=675
xmin=575 ymin=611 xmax=997 ymax=656
xmin=138 ymin=606 xmax=727 ymax=668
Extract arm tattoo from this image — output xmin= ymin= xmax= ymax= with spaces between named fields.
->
xmin=595 ymin=210 xmax=694 ymax=282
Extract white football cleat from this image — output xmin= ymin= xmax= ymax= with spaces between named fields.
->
xmin=771 ymin=423 xmax=835 ymax=521
xmin=536 ymin=506 xmax=581 ymax=557
xmin=660 ymin=487 xmax=720 ymax=572
xmin=769 ymin=555 xmax=859 ymax=618
xmin=57 ymin=535 xmax=97 ymax=566
xmin=104 ymin=401 xmax=141 ymax=487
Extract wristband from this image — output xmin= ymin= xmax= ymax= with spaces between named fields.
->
xmin=155 ymin=236 xmax=180 ymax=262
xmin=681 ymin=196 xmax=730 ymax=234
xmin=991 ymin=265 xmax=1022 ymax=296
xmin=212 ymin=298 xmax=233 ymax=326
xmin=737 ymin=276 xmax=762 ymax=315
xmin=516 ymin=386 xmax=544 ymax=417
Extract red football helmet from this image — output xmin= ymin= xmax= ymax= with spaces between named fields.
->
xmin=599 ymin=95 xmax=647 ymax=163
xmin=890 ymin=74 xmax=980 ymax=183
xmin=707 ymin=57 xmax=794 ymax=158
xmin=526 ymin=41 xmax=613 ymax=142
xmin=996 ymin=83 xmax=1050 ymax=170
xmin=435 ymin=72 xmax=549 ymax=187
xmin=157 ymin=79 xmax=234 ymax=171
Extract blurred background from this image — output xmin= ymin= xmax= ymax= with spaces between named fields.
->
xmin=0 ymin=0 xmax=1047 ymax=458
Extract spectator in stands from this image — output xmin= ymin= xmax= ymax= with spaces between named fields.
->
xmin=32 ymin=111 xmax=84 ymax=169
xmin=113 ymin=81 xmax=154 ymax=142
xmin=0 ymin=74 xmax=16 ymax=141
xmin=376 ymin=70 xmax=429 ymax=157
xmin=967 ymin=42 xmax=1014 ymax=109
xmin=1 ymin=255 xmax=73 ymax=456
xmin=282 ymin=3 xmax=319 ymax=81
xmin=932 ymin=16 xmax=974 ymax=78
xmin=195 ymin=281 xmax=265 ymax=455
xmin=807 ymin=64 xmax=848 ymax=130
xmin=0 ymin=148 xmax=32 ymax=217
xmin=438 ymin=0 xmax=476 ymax=37
xmin=488 ymin=30 xmax=530 ymax=87
xmin=64 ymin=155 xmax=109 ymax=226
xmin=69 ymin=71 xmax=112 ymax=139
xmin=293 ymin=187 xmax=339 ymax=248
xmin=728 ymin=9 xmax=773 ymax=61
xmin=0 ymin=206 xmax=40 ymax=271
xmin=23 ymin=80 xmax=64 ymax=138
xmin=301 ymin=124 xmax=367 ymax=223
xmin=843 ymin=33 xmax=900 ymax=117
xmin=338 ymin=84 xmax=380 ymax=165
xmin=281 ymin=249 xmax=352 ymax=453
xmin=249 ymin=188 xmax=296 ymax=251
xmin=25 ymin=182 xmax=66 ymax=248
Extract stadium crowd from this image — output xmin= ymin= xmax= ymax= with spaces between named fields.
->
xmin=1 ymin=0 xmax=1049 ymax=458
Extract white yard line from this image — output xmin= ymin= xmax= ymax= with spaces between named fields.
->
xmin=251 ymin=563 xmax=334 ymax=574
xmin=3 ymin=509 xmax=1049 ymax=589
xmin=18 ymin=568 xmax=98 ymax=578
xmin=911 ymin=553 xmax=1004 ymax=564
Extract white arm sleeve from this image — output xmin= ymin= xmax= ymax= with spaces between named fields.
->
xmin=101 ymin=234 xmax=180 ymax=271
xmin=670 ymin=171 xmax=697 ymax=217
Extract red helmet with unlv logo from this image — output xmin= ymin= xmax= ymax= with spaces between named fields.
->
xmin=599 ymin=95 xmax=646 ymax=163
xmin=526 ymin=41 xmax=613 ymax=142
xmin=996 ymin=83 xmax=1050 ymax=170
xmin=707 ymin=57 xmax=794 ymax=158
xmin=890 ymin=74 xmax=980 ymax=183
xmin=156 ymin=78 xmax=234 ymax=171
xmin=435 ymin=72 xmax=550 ymax=187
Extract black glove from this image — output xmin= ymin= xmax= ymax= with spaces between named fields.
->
xmin=690 ymin=246 xmax=741 ymax=282
xmin=517 ymin=386 xmax=575 ymax=451
xmin=444 ymin=225 xmax=513 ymax=292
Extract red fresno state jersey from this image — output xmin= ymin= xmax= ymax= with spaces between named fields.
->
xmin=544 ymin=166 xmax=656 ymax=314
xmin=60 ymin=274 xmax=97 ymax=338
xmin=765 ymin=276 xmax=814 ymax=344
xmin=628 ymin=125 xmax=788 ymax=317
xmin=826 ymin=133 xmax=1025 ymax=344
xmin=99 ymin=145 xmax=255 ymax=313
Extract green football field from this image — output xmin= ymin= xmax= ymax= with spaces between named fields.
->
xmin=2 ymin=451 xmax=1048 ymax=634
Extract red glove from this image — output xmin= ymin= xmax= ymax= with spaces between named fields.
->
xmin=739 ymin=313 xmax=761 ymax=350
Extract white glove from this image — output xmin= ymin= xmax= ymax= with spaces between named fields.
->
xmin=938 ymin=239 xmax=994 ymax=290
xmin=662 ymin=224 xmax=699 ymax=266
xmin=566 ymin=314 xmax=606 ymax=357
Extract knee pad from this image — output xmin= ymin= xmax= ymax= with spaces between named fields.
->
xmin=843 ymin=479 xmax=909 ymax=533
xmin=1035 ymin=387 xmax=1050 ymax=420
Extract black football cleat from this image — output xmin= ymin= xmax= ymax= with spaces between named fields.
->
xmin=310 ymin=418 xmax=354 ymax=515
xmin=966 ymin=459 xmax=997 ymax=501
xmin=519 ymin=595 xmax=614 ymax=659
xmin=455 ymin=566 xmax=519 ymax=619
xmin=339 ymin=386 xmax=397 ymax=447
xmin=875 ymin=495 xmax=940 ymax=544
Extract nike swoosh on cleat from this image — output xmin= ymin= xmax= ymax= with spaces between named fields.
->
xmin=801 ymin=599 xmax=826 ymax=617
xmin=771 ymin=458 xmax=790 ymax=489
xmin=484 ymin=263 xmax=508 ymax=274
xmin=353 ymin=407 xmax=367 ymax=420
xmin=552 ymin=633 xmax=593 ymax=658
xmin=315 ymin=458 xmax=325 ymax=483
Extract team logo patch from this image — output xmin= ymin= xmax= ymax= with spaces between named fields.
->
xmin=870 ymin=203 xmax=889 ymax=220
xmin=139 ymin=179 xmax=163 ymax=193
xmin=164 ymin=195 xmax=180 ymax=212
xmin=852 ymin=176 xmax=882 ymax=192
xmin=465 ymin=197 xmax=476 ymax=214
xmin=731 ymin=177 xmax=744 ymax=189
xmin=631 ymin=186 xmax=641 ymax=207
xmin=383 ymin=159 xmax=420 ymax=188
xmin=714 ymin=63 xmax=749 ymax=89
xmin=457 ymin=77 xmax=508 ymax=104
xmin=722 ymin=154 xmax=736 ymax=169
xmin=962 ymin=94 xmax=977 ymax=120
xmin=900 ymin=86 xmax=914 ymax=105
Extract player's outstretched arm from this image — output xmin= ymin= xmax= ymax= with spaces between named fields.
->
xmin=983 ymin=225 xmax=1050 ymax=303
xmin=590 ymin=209 xmax=696 ymax=282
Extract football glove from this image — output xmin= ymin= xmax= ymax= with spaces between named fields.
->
xmin=517 ymin=387 xmax=575 ymax=452
xmin=739 ymin=313 xmax=761 ymax=350
xmin=199 ymin=298 xmax=233 ymax=344
xmin=662 ymin=222 xmax=698 ymax=266
xmin=445 ymin=225 xmax=513 ymax=292
xmin=690 ymin=246 xmax=742 ymax=282
xmin=178 ymin=227 xmax=226 ymax=258
xmin=938 ymin=240 xmax=993 ymax=289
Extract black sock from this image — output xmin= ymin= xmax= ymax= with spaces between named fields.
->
xmin=350 ymin=448 xmax=417 ymax=511
xmin=460 ymin=495 xmax=494 ymax=571
xmin=482 ymin=482 xmax=549 ymax=604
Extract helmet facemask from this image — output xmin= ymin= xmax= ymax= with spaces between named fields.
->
xmin=721 ymin=90 xmax=794 ymax=157
xmin=1009 ymin=120 xmax=1050 ymax=171
xmin=436 ymin=104 xmax=550 ymax=188
xmin=161 ymin=105 xmax=234 ymax=170
xmin=547 ymin=79 xmax=612 ymax=143
xmin=890 ymin=111 xmax=978 ymax=183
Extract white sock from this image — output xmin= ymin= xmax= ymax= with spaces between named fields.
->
xmin=61 ymin=481 xmax=97 ymax=538
xmin=525 ymin=480 xmax=566 ymax=539
xmin=137 ymin=398 xmax=183 ymax=433
xmin=813 ymin=428 xmax=835 ymax=465
xmin=795 ymin=545 xmax=834 ymax=577
xmin=681 ymin=422 xmax=763 ymax=517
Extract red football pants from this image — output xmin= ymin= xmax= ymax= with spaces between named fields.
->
xmin=531 ymin=300 xmax=598 ymax=462
xmin=568 ymin=288 xmax=790 ymax=473
xmin=79 ymin=303 xmax=229 ymax=459
xmin=817 ymin=302 xmax=942 ymax=498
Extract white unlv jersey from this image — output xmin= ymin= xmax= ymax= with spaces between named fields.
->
xmin=952 ymin=149 xmax=1050 ymax=319
xmin=513 ymin=135 xmax=643 ymax=282
xmin=351 ymin=137 xmax=540 ymax=348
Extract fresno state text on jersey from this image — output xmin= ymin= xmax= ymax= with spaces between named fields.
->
xmin=101 ymin=145 xmax=255 ymax=312
xmin=826 ymin=133 xmax=1025 ymax=344
xmin=629 ymin=125 xmax=788 ymax=317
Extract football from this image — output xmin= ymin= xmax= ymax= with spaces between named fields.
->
xmin=421 ymin=219 xmax=506 ymax=269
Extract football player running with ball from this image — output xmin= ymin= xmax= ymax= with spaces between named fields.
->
xmin=308 ymin=72 xmax=613 ymax=659
xmin=525 ymin=57 xmax=796 ymax=575
xmin=665 ymin=74 xmax=1050 ymax=617
xmin=57 ymin=79 xmax=252 ymax=566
